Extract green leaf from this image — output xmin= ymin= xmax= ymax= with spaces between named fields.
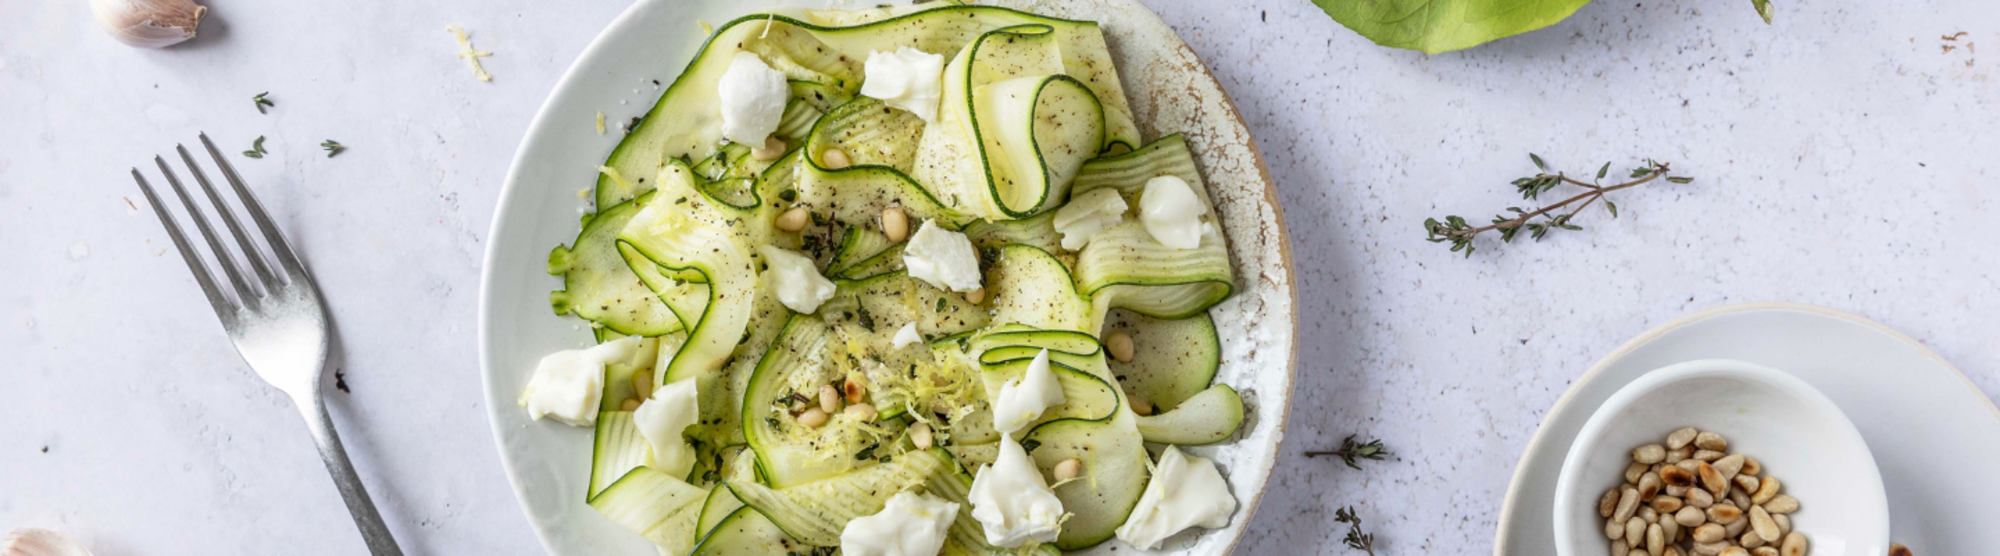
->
xmin=1596 ymin=162 xmax=1610 ymax=180
xmin=1751 ymin=0 xmax=1774 ymax=24
xmin=1666 ymin=176 xmax=1694 ymax=184
xmin=1605 ymin=200 xmax=1618 ymax=218
xmin=1310 ymin=0 xmax=1594 ymax=54
xmin=1529 ymin=153 xmax=1547 ymax=172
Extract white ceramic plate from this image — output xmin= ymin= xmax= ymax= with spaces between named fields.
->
xmin=1494 ymin=302 xmax=2000 ymax=555
xmin=477 ymin=1 xmax=1298 ymax=554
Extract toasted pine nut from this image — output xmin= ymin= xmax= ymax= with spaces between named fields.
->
xmin=1761 ymin=495 xmax=1798 ymax=514
xmin=910 ymin=423 xmax=934 ymax=450
xmin=1752 ymin=547 xmax=1779 ymax=556
xmin=1888 ymin=543 xmax=1910 ymax=556
xmin=1741 ymin=529 xmax=1767 ymax=549
xmin=1724 ymin=511 xmax=1750 ymax=537
xmin=1693 ymin=449 xmax=1726 ymax=462
xmin=1729 ymin=488 xmax=1752 ymax=510
xmin=1695 ymin=431 xmax=1729 ymax=451
xmin=1693 ymin=541 xmax=1730 ymax=556
xmin=1626 ymin=517 xmax=1645 ymax=548
xmin=1674 ymin=506 xmax=1706 ymax=527
xmin=1627 ymin=463 xmax=1650 ymax=484
xmin=1128 ymin=393 xmax=1155 ymax=416
xmin=1693 ymin=523 xmax=1727 ymax=543
xmin=1639 ymin=472 xmax=1663 ymax=501
xmin=621 ymin=398 xmax=641 ymax=411
xmin=1708 ymin=504 xmax=1743 ymax=524
xmin=799 ymin=408 xmax=830 ymax=428
xmin=880 ymin=206 xmax=908 ymax=242
xmin=1734 ymin=473 xmax=1761 ymax=493
xmin=1686 ymin=488 xmax=1714 ymax=508
xmin=1778 ymin=531 xmax=1807 ymax=556
xmin=1105 ymin=331 xmax=1136 ymax=363
xmin=1666 ymin=446 xmax=1690 ymax=464
xmin=1614 ymin=486 xmax=1640 ymax=523
xmin=1771 ymin=513 xmax=1790 ymax=536
xmin=844 ymin=376 xmax=866 ymax=404
xmin=844 ymin=402 xmax=877 ymax=422
xmin=1638 ymin=506 xmax=1658 ymax=523
xmin=1667 ymin=427 xmax=1699 ymax=449
xmin=1607 ymin=519 xmax=1627 ymax=540
xmin=1665 ymin=484 xmax=1689 ymax=498
xmin=819 ymin=384 xmax=841 ymax=414
xmin=1697 ymin=462 xmax=1726 ymax=494
xmin=752 ymin=135 xmax=788 ymax=161
xmin=1661 ymin=465 xmax=1695 ymax=488
xmin=1677 ymin=459 xmax=1703 ymax=473
xmin=1751 ymin=477 xmax=1781 ymax=505
xmin=821 ymin=147 xmax=852 ymax=170
xmin=1665 ymin=547 xmax=1685 ymax=556
xmin=1651 ymin=496 xmax=1682 ymax=513
xmin=1740 ymin=456 xmax=1761 ymax=476
xmin=1720 ymin=547 xmax=1749 ymax=556
xmin=1053 ymin=458 xmax=1083 ymax=481
xmin=633 ymin=370 xmax=655 ymax=400
xmin=1646 ymin=523 xmax=1664 ymax=555
xmin=964 ymin=287 xmax=986 ymax=305
xmin=1634 ymin=444 xmax=1667 ymax=464
xmin=776 ymin=207 xmax=810 ymax=232
xmin=1601 ymin=488 xmax=1622 ymax=518
xmin=1660 ymin=519 xmax=1680 ymax=545
xmin=1713 ymin=454 xmax=1746 ymax=480
xmin=1748 ymin=505 xmax=1779 ymax=542
xmin=1630 ymin=549 xmax=1649 ymax=556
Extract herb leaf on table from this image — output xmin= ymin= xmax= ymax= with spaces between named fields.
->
xmin=1423 ymin=154 xmax=1692 ymax=257
xmin=1335 ymin=506 xmax=1377 ymax=554
xmin=1306 ymin=434 xmax=1391 ymax=470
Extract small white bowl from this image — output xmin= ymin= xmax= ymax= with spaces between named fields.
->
xmin=1553 ymin=359 xmax=1888 ymax=556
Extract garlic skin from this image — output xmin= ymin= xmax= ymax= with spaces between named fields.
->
xmin=88 ymin=0 xmax=207 ymax=49
xmin=2 ymin=528 xmax=94 ymax=556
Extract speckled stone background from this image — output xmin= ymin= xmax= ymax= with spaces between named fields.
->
xmin=3 ymin=0 xmax=1996 ymax=554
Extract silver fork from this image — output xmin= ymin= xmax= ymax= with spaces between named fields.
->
xmin=131 ymin=133 xmax=405 ymax=556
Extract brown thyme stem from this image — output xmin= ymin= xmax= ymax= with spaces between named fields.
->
xmin=1436 ymin=170 xmax=1663 ymax=239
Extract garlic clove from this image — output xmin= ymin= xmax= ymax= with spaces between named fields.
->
xmin=88 ymin=0 xmax=207 ymax=49
xmin=3 ymin=528 xmax=93 ymax=556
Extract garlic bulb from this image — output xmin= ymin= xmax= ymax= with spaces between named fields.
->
xmin=87 ymin=0 xmax=207 ymax=48
xmin=2 ymin=529 xmax=93 ymax=556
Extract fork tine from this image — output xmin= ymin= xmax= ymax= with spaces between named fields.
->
xmin=198 ymin=133 xmax=312 ymax=283
xmin=177 ymin=144 xmax=279 ymax=290
xmin=132 ymin=168 xmax=235 ymax=314
xmin=156 ymin=155 xmax=260 ymax=307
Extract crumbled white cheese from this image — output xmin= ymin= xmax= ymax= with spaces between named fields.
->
xmin=518 ymin=336 xmax=642 ymax=426
xmin=1138 ymin=175 xmax=1209 ymax=250
xmin=892 ymin=323 xmax=923 ymax=349
xmin=717 ymin=52 xmax=789 ymax=145
xmin=758 ymin=245 xmax=836 ymax=314
xmin=1114 ymin=446 xmax=1237 ymax=549
xmin=969 ymin=434 xmax=1065 ymax=547
xmin=902 ymin=219 xmax=982 ymax=292
xmin=839 ymin=491 xmax=960 ymax=556
xmin=634 ymin=377 xmax=700 ymax=479
xmin=1053 ymin=188 xmax=1128 ymax=250
xmin=993 ymin=349 xmax=1065 ymax=434
xmin=860 ymin=47 xmax=946 ymax=122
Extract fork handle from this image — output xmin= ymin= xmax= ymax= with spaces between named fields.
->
xmin=297 ymin=394 xmax=407 ymax=556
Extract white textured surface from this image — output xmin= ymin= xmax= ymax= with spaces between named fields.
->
xmin=3 ymin=1 xmax=1998 ymax=555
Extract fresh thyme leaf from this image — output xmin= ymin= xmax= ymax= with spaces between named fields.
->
xmin=1529 ymin=153 xmax=1547 ymax=172
xmin=934 ymin=297 xmax=947 ymax=313
xmin=1666 ymin=176 xmax=1694 ymax=184
xmin=1751 ymin=0 xmax=1774 ymax=24
xmin=1423 ymin=154 xmax=1689 ymax=256
xmin=321 ymin=139 xmax=345 ymax=158
xmin=1305 ymin=434 xmax=1391 ymax=470
xmin=1334 ymin=506 xmax=1377 ymax=554
xmin=242 ymin=136 xmax=268 ymax=159
xmin=252 ymin=92 xmax=274 ymax=114
xmin=1019 ymin=439 xmax=1042 ymax=453
xmin=1596 ymin=162 xmax=1610 ymax=180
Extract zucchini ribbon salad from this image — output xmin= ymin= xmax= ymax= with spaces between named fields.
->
xmin=521 ymin=3 xmax=1248 ymax=554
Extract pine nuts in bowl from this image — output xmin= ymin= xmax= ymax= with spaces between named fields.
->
xmin=1552 ymin=359 xmax=1888 ymax=556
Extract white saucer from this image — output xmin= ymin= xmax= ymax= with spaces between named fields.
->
xmin=1494 ymin=302 xmax=2000 ymax=555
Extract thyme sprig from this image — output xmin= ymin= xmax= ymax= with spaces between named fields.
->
xmin=242 ymin=136 xmax=267 ymax=159
xmin=321 ymin=139 xmax=345 ymax=158
xmin=252 ymin=92 xmax=274 ymax=114
xmin=1335 ymin=506 xmax=1377 ymax=554
xmin=1424 ymin=154 xmax=1691 ymax=257
xmin=1305 ymin=434 xmax=1390 ymax=470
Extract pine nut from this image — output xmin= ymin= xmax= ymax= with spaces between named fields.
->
xmin=1634 ymin=444 xmax=1667 ymax=464
xmin=1128 ymin=393 xmax=1155 ymax=416
xmin=1614 ymin=486 xmax=1641 ymax=523
xmin=1639 ymin=506 xmax=1658 ymax=523
xmin=1698 ymin=462 xmax=1726 ymax=494
xmin=799 ymin=408 xmax=829 ymax=428
xmin=910 ymin=423 xmax=934 ymax=450
xmin=620 ymin=398 xmax=641 ymax=411
xmin=1734 ymin=474 xmax=1761 ymax=493
xmin=1729 ymin=488 xmax=1751 ymax=510
xmin=1661 ymin=465 xmax=1695 ymax=488
xmin=752 ymin=135 xmax=788 ymax=161
xmin=1693 ymin=523 xmax=1727 ymax=542
xmin=1053 ymin=458 xmax=1083 ymax=481
xmin=1627 ymin=463 xmax=1650 ymax=484
xmin=1677 ymin=459 xmax=1703 ymax=473
xmin=1675 ymin=506 xmax=1706 ymax=527
xmin=1713 ymin=454 xmax=1745 ymax=480
xmin=879 ymin=206 xmax=908 ymax=242
xmin=844 ymin=376 xmax=866 ymax=404
xmin=1740 ymin=530 xmax=1767 ymax=549
xmin=1708 ymin=504 xmax=1742 ymax=524
xmin=1752 ymin=548 xmax=1779 ymax=556
xmin=964 ymin=287 xmax=986 ymax=305
xmin=1751 ymin=477 xmax=1781 ymax=505
xmin=1720 ymin=547 xmax=1749 ymax=556
xmin=1627 ymin=517 xmax=1646 ymax=548
xmin=1771 ymin=513 xmax=1789 ymax=536
xmin=1749 ymin=504 xmax=1780 ymax=541
xmin=633 ymin=370 xmax=655 ymax=400
xmin=819 ymin=384 xmax=841 ymax=414
xmin=1106 ymin=331 xmax=1136 ymax=363
xmin=1660 ymin=518 xmax=1680 ymax=544
xmin=1888 ymin=543 xmax=1909 ymax=556
xmin=1666 ymin=485 xmax=1689 ymax=498
xmin=1666 ymin=547 xmax=1685 ymax=556
xmin=1695 ymin=431 xmax=1729 ymax=451
xmin=1694 ymin=450 xmax=1726 ymax=462
xmin=845 ymin=402 xmax=877 ymax=422
xmin=1724 ymin=512 xmax=1750 ymax=538
xmin=821 ymin=147 xmax=852 ymax=170
xmin=1761 ymin=495 xmax=1798 ymax=514
xmin=1651 ymin=496 xmax=1683 ymax=513
xmin=1608 ymin=519 xmax=1628 ymax=540
xmin=1740 ymin=456 xmax=1761 ymax=476
xmin=1617 ymin=540 xmax=1632 ymax=555
xmin=1601 ymin=488 xmax=1623 ymax=518
xmin=1631 ymin=549 xmax=1650 ymax=556
xmin=1667 ymin=427 xmax=1699 ymax=449
xmin=1667 ymin=446 xmax=1690 ymax=464
xmin=1778 ymin=531 xmax=1806 ymax=556
xmin=1647 ymin=523 xmax=1664 ymax=556
xmin=1639 ymin=472 xmax=1663 ymax=501
xmin=1693 ymin=541 xmax=1730 ymax=555
xmin=1686 ymin=488 xmax=1714 ymax=508
xmin=775 ymin=207 xmax=810 ymax=232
